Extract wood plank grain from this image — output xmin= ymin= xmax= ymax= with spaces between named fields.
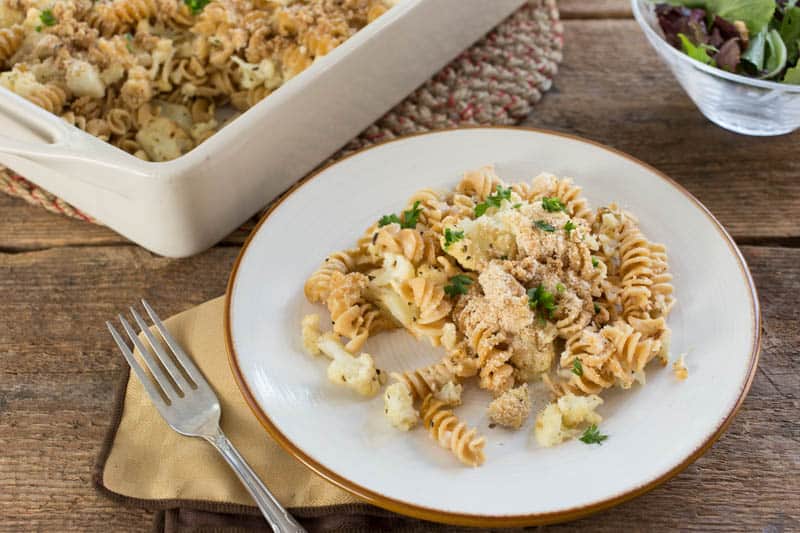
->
xmin=0 ymin=246 xmax=238 ymax=531
xmin=0 ymin=245 xmax=797 ymax=531
xmin=559 ymin=0 xmax=631 ymax=19
xmin=524 ymin=19 xmax=800 ymax=241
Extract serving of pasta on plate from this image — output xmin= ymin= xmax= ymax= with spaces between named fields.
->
xmin=0 ymin=0 xmax=398 ymax=161
xmin=301 ymin=165 xmax=679 ymax=467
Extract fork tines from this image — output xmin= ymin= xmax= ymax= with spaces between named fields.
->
xmin=106 ymin=300 xmax=205 ymax=405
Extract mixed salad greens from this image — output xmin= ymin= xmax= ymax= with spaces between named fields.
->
xmin=654 ymin=0 xmax=800 ymax=83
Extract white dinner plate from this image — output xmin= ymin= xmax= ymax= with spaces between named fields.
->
xmin=224 ymin=128 xmax=760 ymax=527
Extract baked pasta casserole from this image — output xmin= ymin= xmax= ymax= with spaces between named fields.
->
xmin=0 ymin=0 xmax=399 ymax=161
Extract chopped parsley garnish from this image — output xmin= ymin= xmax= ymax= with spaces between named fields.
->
xmin=443 ymin=228 xmax=464 ymax=249
xmin=527 ymin=284 xmax=557 ymax=318
xmin=572 ymin=359 xmax=583 ymax=376
xmin=378 ymin=213 xmax=400 ymax=227
xmin=541 ymin=196 xmax=565 ymax=212
xmin=594 ymin=302 xmax=601 ymax=314
xmin=184 ymin=0 xmax=211 ymax=15
xmin=512 ymin=203 xmax=522 ymax=209
xmin=124 ymin=33 xmax=134 ymax=52
xmin=556 ymin=283 xmax=565 ymax=293
xmin=444 ymin=275 xmax=472 ymax=297
xmin=564 ymin=220 xmax=576 ymax=233
xmin=591 ymin=256 xmax=599 ymax=268
xmin=579 ymin=424 xmax=608 ymax=445
xmin=378 ymin=201 xmax=422 ymax=229
xmin=474 ymin=185 xmax=512 ymax=217
xmin=534 ymin=220 xmax=555 ymax=232
xmin=39 ymin=9 xmax=56 ymax=27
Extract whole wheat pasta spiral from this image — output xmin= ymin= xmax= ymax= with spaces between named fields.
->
xmin=390 ymin=355 xmax=463 ymax=401
xmin=28 ymin=84 xmax=68 ymax=114
xmin=456 ymin=166 xmax=503 ymax=201
xmin=533 ymin=174 xmax=594 ymax=224
xmin=421 ymin=394 xmax=486 ymax=467
xmin=0 ymin=25 xmax=24 ymax=66
xmin=370 ymin=224 xmax=438 ymax=266
xmin=304 ymin=250 xmax=359 ymax=303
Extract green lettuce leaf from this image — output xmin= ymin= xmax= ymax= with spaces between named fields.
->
xmin=742 ymin=28 xmax=768 ymax=70
xmin=784 ymin=63 xmax=800 ymax=83
xmin=678 ymin=33 xmax=716 ymax=65
xmin=706 ymin=0 xmax=776 ymax=35
xmin=762 ymin=28 xmax=788 ymax=78
xmin=780 ymin=6 xmax=800 ymax=63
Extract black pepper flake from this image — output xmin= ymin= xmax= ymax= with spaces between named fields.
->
xmin=372 ymin=233 xmax=378 ymax=244
xmin=489 ymin=423 xmax=497 ymax=429
xmin=461 ymin=245 xmax=467 ymax=252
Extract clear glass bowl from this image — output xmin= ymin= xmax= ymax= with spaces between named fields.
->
xmin=632 ymin=0 xmax=800 ymax=136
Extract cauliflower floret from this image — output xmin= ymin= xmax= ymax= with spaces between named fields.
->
xmin=383 ymin=382 xmax=418 ymax=430
xmin=433 ymin=381 xmax=463 ymax=406
xmin=300 ymin=314 xmax=322 ymax=356
xmin=317 ymin=333 xmax=384 ymax=397
xmin=534 ymin=393 xmax=603 ymax=447
xmin=487 ymin=384 xmax=530 ymax=429
xmin=557 ymin=393 xmax=603 ymax=427
xmin=673 ymin=353 xmax=688 ymax=380
xmin=534 ymin=402 xmax=564 ymax=447
xmin=135 ymin=117 xmax=193 ymax=162
xmin=231 ymin=56 xmax=281 ymax=90
xmin=65 ymin=60 xmax=105 ymax=99
xmin=301 ymin=316 xmax=384 ymax=397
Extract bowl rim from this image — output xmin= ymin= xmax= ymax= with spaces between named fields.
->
xmin=631 ymin=0 xmax=800 ymax=93
xmin=223 ymin=126 xmax=762 ymax=528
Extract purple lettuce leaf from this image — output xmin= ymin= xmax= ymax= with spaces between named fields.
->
xmin=715 ymin=37 xmax=742 ymax=71
xmin=656 ymin=4 xmax=710 ymax=48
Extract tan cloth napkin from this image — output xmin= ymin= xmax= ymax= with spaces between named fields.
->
xmin=98 ymin=296 xmax=361 ymax=509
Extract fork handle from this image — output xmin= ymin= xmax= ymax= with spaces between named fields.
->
xmin=205 ymin=429 xmax=307 ymax=533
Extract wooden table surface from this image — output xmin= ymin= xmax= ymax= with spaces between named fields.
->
xmin=1 ymin=1 xmax=798 ymax=531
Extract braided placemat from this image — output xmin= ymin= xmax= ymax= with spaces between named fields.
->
xmin=0 ymin=0 xmax=562 ymax=225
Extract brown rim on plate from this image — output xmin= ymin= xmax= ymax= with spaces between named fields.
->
xmin=224 ymin=126 xmax=761 ymax=527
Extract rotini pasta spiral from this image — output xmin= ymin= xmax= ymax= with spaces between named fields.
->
xmin=370 ymin=224 xmax=438 ymax=266
xmin=456 ymin=166 xmax=502 ymax=201
xmin=390 ymin=355 xmax=461 ymax=401
xmin=532 ymin=174 xmax=594 ymax=223
xmin=406 ymin=188 xmax=448 ymax=234
xmin=28 ymin=84 xmax=68 ymax=114
xmin=304 ymin=250 xmax=359 ymax=303
xmin=325 ymin=271 xmax=392 ymax=352
xmin=0 ymin=25 xmax=24 ymax=66
xmin=421 ymin=394 xmax=486 ymax=467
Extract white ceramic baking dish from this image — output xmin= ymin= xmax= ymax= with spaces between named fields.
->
xmin=0 ymin=0 xmax=525 ymax=257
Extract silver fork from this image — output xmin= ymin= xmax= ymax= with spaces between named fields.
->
xmin=107 ymin=300 xmax=306 ymax=533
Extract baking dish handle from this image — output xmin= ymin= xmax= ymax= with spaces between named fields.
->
xmin=0 ymin=92 xmax=150 ymax=187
